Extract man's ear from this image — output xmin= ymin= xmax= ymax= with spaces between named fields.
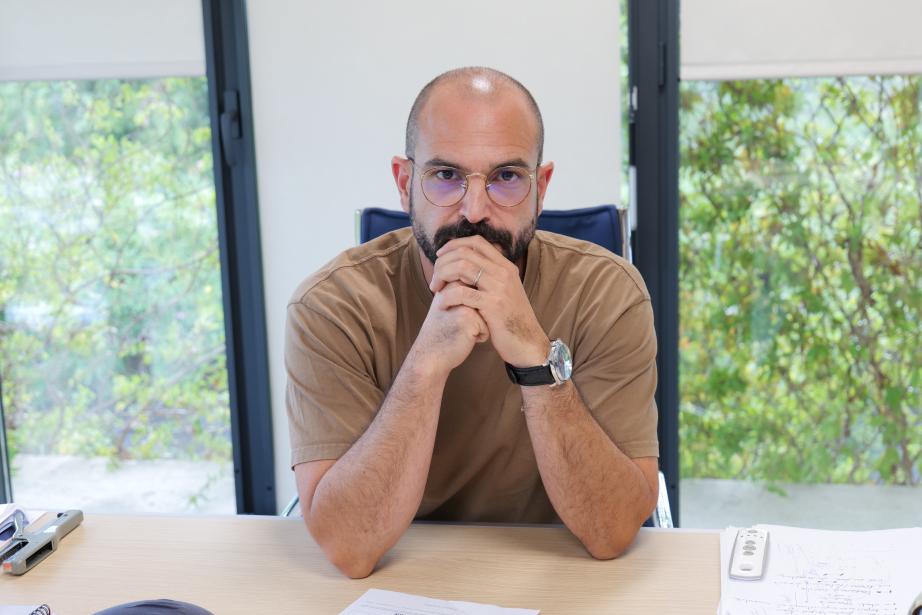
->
xmin=535 ymin=161 xmax=554 ymax=216
xmin=392 ymin=156 xmax=413 ymax=214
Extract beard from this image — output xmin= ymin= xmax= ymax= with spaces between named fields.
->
xmin=409 ymin=191 xmax=537 ymax=265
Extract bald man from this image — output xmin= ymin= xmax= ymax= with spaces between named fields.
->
xmin=285 ymin=67 xmax=660 ymax=578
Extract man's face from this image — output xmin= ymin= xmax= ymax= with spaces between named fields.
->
xmin=395 ymin=84 xmax=553 ymax=265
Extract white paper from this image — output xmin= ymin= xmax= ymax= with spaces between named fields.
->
xmin=339 ymin=589 xmax=539 ymax=615
xmin=719 ymin=524 xmax=922 ymax=615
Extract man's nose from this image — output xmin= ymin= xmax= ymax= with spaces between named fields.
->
xmin=459 ymin=173 xmax=490 ymax=224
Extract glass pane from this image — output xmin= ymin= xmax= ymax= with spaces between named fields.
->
xmin=679 ymin=76 xmax=922 ymax=529
xmin=0 ymin=78 xmax=235 ymax=513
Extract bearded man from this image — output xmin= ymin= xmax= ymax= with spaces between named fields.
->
xmin=285 ymin=66 xmax=660 ymax=578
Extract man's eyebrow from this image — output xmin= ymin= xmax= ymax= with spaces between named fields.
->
xmin=421 ymin=157 xmax=533 ymax=170
xmin=423 ymin=157 xmax=462 ymax=169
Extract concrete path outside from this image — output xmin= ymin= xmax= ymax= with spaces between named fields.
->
xmin=11 ymin=454 xmax=235 ymax=514
xmin=680 ymin=478 xmax=922 ymax=530
xmin=10 ymin=455 xmax=921 ymax=530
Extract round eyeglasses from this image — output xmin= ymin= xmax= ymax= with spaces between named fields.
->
xmin=414 ymin=163 xmax=536 ymax=208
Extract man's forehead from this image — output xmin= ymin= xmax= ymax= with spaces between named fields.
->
xmin=414 ymin=83 xmax=540 ymax=162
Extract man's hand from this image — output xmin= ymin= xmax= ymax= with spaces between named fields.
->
xmin=412 ymin=280 xmax=490 ymax=377
xmin=430 ymin=235 xmax=549 ymax=367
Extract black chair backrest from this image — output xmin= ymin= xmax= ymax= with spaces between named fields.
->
xmin=359 ymin=205 xmax=623 ymax=256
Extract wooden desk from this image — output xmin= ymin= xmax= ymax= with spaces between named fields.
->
xmin=1 ymin=514 xmax=720 ymax=614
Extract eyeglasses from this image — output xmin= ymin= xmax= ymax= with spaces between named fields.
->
xmin=411 ymin=160 xmax=536 ymax=208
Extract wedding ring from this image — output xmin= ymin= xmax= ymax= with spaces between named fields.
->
xmin=472 ymin=268 xmax=484 ymax=287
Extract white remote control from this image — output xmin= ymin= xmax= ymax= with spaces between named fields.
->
xmin=729 ymin=527 xmax=769 ymax=580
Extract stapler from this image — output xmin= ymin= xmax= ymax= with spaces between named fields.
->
xmin=0 ymin=509 xmax=83 ymax=575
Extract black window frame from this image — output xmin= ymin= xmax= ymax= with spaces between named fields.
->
xmin=202 ymin=0 xmax=276 ymax=515
xmin=628 ymin=0 xmax=681 ymax=524
xmin=0 ymin=377 xmax=11 ymax=503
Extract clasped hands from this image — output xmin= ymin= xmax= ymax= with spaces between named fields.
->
xmin=420 ymin=235 xmax=550 ymax=375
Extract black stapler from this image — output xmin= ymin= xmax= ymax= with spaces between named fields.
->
xmin=0 ymin=509 xmax=83 ymax=575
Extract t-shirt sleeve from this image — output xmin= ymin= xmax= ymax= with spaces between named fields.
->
xmin=285 ymin=300 xmax=384 ymax=468
xmin=571 ymin=274 xmax=659 ymax=459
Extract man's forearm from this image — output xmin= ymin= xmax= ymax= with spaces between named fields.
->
xmin=522 ymin=381 xmax=657 ymax=559
xmin=307 ymin=349 xmax=445 ymax=577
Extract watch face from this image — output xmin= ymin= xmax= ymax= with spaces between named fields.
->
xmin=549 ymin=340 xmax=573 ymax=383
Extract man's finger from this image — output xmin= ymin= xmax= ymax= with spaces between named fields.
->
xmin=436 ymin=235 xmax=507 ymax=263
xmin=430 ymin=255 xmax=491 ymax=293
xmin=436 ymin=283 xmax=483 ymax=311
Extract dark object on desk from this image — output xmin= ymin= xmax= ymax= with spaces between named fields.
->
xmin=0 ymin=509 xmax=83 ymax=575
xmin=92 ymin=599 xmax=215 ymax=615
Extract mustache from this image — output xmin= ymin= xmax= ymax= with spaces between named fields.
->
xmin=432 ymin=218 xmax=514 ymax=254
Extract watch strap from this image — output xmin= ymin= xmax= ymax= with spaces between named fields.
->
xmin=505 ymin=362 xmax=556 ymax=386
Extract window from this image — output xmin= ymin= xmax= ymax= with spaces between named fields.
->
xmin=677 ymin=1 xmax=922 ymax=528
xmin=0 ymin=1 xmax=273 ymax=514
xmin=0 ymin=76 xmax=235 ymax=513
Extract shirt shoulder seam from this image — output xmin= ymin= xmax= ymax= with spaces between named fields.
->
xmin=288 ymin=237 xmax=409 ymax=307
xmin=534 ymin=232 xmax=648 ymax=297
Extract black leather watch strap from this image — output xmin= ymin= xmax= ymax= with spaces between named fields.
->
xmin=505 ymin=362 xmax=555 ymax=386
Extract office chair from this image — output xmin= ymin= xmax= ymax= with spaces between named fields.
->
xmin=283 ymin=205 xmax=673 ymax=528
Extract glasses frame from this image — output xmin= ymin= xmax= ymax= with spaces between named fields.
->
xmin=409 ymin=158 xmax=537 ymax=208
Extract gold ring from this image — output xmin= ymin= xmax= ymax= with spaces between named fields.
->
xmin=472 ymin=268 xmax=484 ymax=287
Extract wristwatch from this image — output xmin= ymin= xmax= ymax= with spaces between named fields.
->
xmin=505 ymin=339 xmax=573 ymax=386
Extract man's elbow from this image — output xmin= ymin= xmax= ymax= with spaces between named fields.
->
xmin=583 ymin=513 xmax=648 ymax=560
xmin=327 ymin=549 xmax=378 ymax=579
xmin=585 ymin=534 xmax=634 ymax=560
xmin=305 ymin=517 xmax=380 ymax=579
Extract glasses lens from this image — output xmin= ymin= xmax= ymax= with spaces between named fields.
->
xmin=421 ymin=168 xmax=465 ymax=207
xmin=487 ymin=167 xmax=531 ymax=207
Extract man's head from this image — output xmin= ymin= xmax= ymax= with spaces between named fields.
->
xmin=392 ymin=67 xmax=554 ymax=265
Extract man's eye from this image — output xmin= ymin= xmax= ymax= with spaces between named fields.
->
xmin=434 ymin=169 xmax=459 ymax=181
xmin=496 ymin=169 xmax=523 ymax=182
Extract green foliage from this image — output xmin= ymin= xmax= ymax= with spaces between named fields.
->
xmin=0 ymin=78 xmax=230 ymax=463
xmin=680 ymin=76 xmax=922 ymax=485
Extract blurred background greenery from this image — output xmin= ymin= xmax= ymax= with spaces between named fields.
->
xmin=0 ymin=78 xmax=230 ymax=471
xmin=680 ymin=76 xmax=921 ymax=487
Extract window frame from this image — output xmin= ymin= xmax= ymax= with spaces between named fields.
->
xmin=628 ymin=0 xmax=681 ymax=524
xmin=202 ymin=0 xmax=276 ymax=515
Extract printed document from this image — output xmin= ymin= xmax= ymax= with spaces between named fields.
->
xmin=719 ymin=524 xmax=922 ymax=615
xmin=339 ymin=589 xmax=539 ymax=615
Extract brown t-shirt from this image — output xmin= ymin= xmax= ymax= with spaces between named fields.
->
xmin=285 ymin=228 xmax=658 ymax=523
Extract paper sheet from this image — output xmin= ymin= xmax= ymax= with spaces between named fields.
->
xmin=719 ymin=524 xmax=922 ymax=615
xmin=0 ymin=607 xmax=54 ymax=615
xmin=339 ymin=589 xmax=539 ymax=615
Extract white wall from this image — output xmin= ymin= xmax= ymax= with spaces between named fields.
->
xmin=246 ymin=0 xmax=623 ymax=511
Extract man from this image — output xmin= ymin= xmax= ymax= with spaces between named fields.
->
xmin=285 ymin=67 xmax=659 ymax=578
